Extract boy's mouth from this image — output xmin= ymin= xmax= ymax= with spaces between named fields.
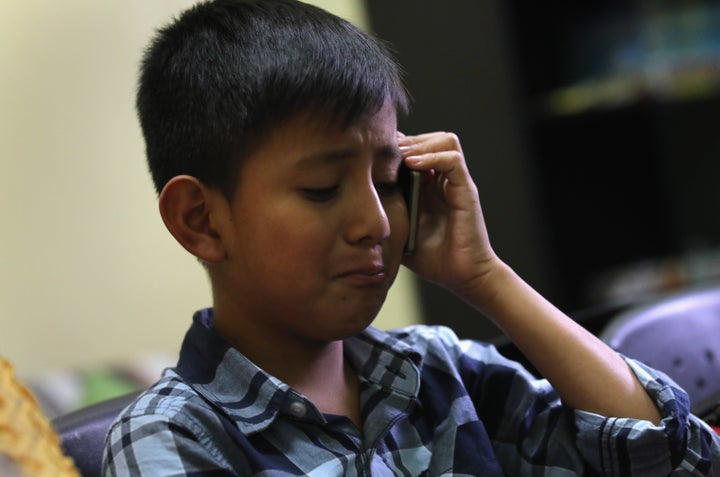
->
xmin=336 ymin=265 xmax=388 ymax=286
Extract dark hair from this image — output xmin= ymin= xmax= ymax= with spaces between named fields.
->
xmin=137 ymin=0 xmax=409 ymax=196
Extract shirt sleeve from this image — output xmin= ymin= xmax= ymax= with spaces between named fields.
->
xmin=102 ymin=410 xmax=236 ymax=477
xmin=440 ymin=330 xmax=720 ymax=476
xmin=574 ymin=357 xmax=720 ymax=476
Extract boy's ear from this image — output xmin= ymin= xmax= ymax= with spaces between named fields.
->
xmin=158 ymin=176 xmax=227 ymax=264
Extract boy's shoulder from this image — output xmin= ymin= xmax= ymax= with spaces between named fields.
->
xmin=110 ymin=367 xmax=233 ymax=441
xmin=369 ymin=324 xmax=499 ymax=359
xmin=359 ymin=324 xmax=522 ymax=375
xmin=103 ymin=370 xmax=250 ymax=473
xmin=381 ymin=323 xmax=467 ymax=347
xmin=114 ymin=369 xmax=207 ymax=423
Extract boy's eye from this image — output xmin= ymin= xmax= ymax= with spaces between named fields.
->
xmin=301 ymin=186 xmax=339 ymax=202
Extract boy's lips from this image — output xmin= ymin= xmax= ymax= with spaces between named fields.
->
xmin=336 ymin=264 xmax=388 ymax=286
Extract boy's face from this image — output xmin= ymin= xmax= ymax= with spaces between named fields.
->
xmin=211 ymin=101 xmax=409 ymax=345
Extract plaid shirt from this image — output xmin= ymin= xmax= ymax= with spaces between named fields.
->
xmin=103 ymin=309 xmax=719 ymax=476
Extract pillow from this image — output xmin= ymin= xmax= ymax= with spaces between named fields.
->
xmin=0 ymin=357 xmax=80 ymax=477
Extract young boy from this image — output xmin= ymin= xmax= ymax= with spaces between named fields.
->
xmin=104 ymin=0 xmax=719 ymax=475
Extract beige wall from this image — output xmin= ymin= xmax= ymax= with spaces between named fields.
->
xmin=0 ymin=0 xmax=420 ymax=378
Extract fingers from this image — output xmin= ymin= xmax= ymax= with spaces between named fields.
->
xmin=398 ymin=131 xmax=472 ymax=193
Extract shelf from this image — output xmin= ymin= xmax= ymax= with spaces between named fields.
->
xmin=540 ymin=68 xmax=720 ymax=117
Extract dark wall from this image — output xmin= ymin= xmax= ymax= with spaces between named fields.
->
xmin=366 ymin=1 xmax=562 ymax=340
xmin=368 ymin=1 xmax=720 ymax=337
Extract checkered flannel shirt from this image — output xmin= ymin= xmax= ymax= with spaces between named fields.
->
xmin=103 ymin=308 xmax=719 ymax=476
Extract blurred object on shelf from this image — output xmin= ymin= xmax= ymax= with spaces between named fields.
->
xmin=542 ymin=2 xmax=720 ymax=116
xmin=588 ymin=247 xmax=720 ymax=306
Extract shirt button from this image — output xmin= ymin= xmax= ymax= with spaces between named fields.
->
xmin=288 ymin=400 xmax=307 ymax=418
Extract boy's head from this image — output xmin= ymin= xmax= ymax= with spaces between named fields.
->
xmin=137 ymin=0 xmax=409 ymax=198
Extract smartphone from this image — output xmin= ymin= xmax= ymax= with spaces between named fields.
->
xmin=400 ymin=166 xmax=421 ymax=255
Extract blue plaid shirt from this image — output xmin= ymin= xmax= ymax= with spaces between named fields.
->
xmin=103 ymin=309 xmax=719 ymax=476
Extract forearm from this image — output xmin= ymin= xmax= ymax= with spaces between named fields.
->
xmin=460 ymin=260 xmax=662 ymax=424
xmin=399 ymin=130 xmax=661 ymax=424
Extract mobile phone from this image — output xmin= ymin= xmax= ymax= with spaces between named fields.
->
xmin=400 ymin=166 xmax=421 ymax=255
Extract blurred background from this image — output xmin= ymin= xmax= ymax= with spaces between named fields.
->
xmin=0 ymin=0 xmax=421 ymax=412
xmin=368 ymin=0 xmax=720 ymax=340
xmin=2 ymin=0 xmax=720 ymax=414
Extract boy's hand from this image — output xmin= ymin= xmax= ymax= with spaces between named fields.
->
xmin=398 ymin=135 xmax=661 ymax=425
xmin=398 ymin=131 xmax=500 ymax=304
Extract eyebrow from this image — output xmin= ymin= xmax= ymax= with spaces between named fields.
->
xmin=294 ymin=145 xmax=403 ymax=169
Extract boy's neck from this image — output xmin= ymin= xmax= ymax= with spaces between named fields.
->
xmin=213 ymin=318 xmax=363 ymax=428
xmin=289 ymin=346 xmax=362 ymax=428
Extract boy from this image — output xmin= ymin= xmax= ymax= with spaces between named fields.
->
xmin=104 ymin=0 xmax=719 ymax=475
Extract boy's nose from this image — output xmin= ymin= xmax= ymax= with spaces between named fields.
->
xmin=344 ymin=185 xmax=391 ymax=246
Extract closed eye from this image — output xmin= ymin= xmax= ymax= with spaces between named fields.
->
xmin=301 ymin=186 xmax=339 ymax=202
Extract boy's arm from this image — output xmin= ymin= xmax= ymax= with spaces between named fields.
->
xmin=467 ymin=261 xmax=661 ymax=423
xmin=399 ymin=131 xmax=661 ymax=423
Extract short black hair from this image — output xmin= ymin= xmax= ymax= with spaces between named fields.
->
xmin=137 ymin=0 xmax=409 ymax=196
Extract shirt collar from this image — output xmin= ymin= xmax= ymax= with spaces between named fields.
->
xmin=175 ymin=308 xmax=422 ymax=435
xmin=345 ymin=326 xmax=422 ymax=398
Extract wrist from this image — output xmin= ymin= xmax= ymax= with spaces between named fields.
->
xmin=450 ymin=255 xmax=514 ymax=315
